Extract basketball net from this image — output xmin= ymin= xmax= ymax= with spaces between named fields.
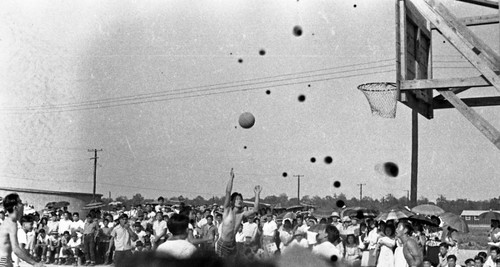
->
xmin=357 ymin=82 xmax=398 ymax=118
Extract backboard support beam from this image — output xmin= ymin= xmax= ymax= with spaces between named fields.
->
xmin=434 ymin=96 xmax=500 ymax=108
xmin=438 ymin=90 xmax=500 ymax=149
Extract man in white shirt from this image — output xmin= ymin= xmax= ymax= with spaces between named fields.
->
xmin=242 ymin=216 xmax=258 ymax=244
xmin=67 ymin=232 xmax=82 ymax=264
xmin=132 ymin=223 xmax=146 ymax=250
xmin=13 ymin=215 xmax=35 ymax=267
xmin=106 ymin=214 xmax=137 ymax=267
xmin=484 ymin=246 xmax=499 ymax=267
xmin=196 ymin=209 xmax=211 ymax=229
xmin=262 ymin=214 xmax=277 ymax=257
xmin=152 ymin=212 xmax=168 ymax=248
xmin=144 ymin=205 xmax=156 ymax=221
xmin=47 ymin=213 xmax=59 ymax=234
xmin=157 ymin=214 xmax=196 ymax=259
xmin=70 ymin=213 xmax=85 ymax=237
xmin=58 ymin=212 xmax=72 ymax=236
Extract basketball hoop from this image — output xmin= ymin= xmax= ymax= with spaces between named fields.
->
xmin=357 ymin=82 xmax=398 ymax=118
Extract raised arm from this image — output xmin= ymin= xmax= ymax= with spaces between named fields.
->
xmin=223 ymin=168 xmax=235 ymax=209
xmin=253 ymin=185 xmax=261 ymax=212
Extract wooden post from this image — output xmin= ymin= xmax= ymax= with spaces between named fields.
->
xmin=438 ymin=90 xmax=500 ymax=149
xmin=411 ymin=110 xmax=418 ymax=207
xmin=396 ymin=0 xmax=402 ymax=100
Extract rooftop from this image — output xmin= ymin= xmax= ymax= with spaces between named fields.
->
xmin=0 ymin=187 xmax=102 ymax=197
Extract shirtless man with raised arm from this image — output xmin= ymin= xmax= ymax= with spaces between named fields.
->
xmin=396 ymin=221 xmax=423 ymax=267
xmin=0 ymin=193 xmax=44 ymax=267
xmin=216 ymin=168 xmax=261 ymax=258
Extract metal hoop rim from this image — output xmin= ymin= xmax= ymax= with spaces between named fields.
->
xmin=357 ymin=82 xmax=397 ymax=92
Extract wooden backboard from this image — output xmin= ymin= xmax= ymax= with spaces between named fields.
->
xmin=398 ymin=0 xmax=434 ymax=119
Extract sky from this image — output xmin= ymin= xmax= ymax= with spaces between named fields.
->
xmin=0 ymin=0 xmax=499 ymax=204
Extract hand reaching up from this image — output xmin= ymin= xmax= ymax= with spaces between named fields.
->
xmin=254 ymin=185 xmax=262 ymax=194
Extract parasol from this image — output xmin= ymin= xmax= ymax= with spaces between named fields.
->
xmin=375 ymin=208 xmax=413 ymax=221
xmin=411 ymin=204 xmax=445 ymax=216
xmin=341 ymin=206 xmax=378 ymax=219
xmin=440 ymin=212 xmax=469 ymax=233
xmin=83 ymin=202 xmax=105 ymax=210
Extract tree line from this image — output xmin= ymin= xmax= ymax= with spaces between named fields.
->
xmin=101 ymin=193 xmax=500 ymax=215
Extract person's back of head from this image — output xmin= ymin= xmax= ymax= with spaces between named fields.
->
xmin=478 ymin=252 xmax=488 ymax=261
xmin=325 ymin=225 xmax=340 ymax=244
xmin=3 ymin=193 xmax=21 ymax=214
xmin=167 ymin=214 xmax=189 ymax=237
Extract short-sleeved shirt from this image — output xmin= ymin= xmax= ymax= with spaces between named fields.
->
xmin=242 ymin=222 xmax=258 ymax=239
xmin=47 ymin=221 xmax=59 ymax=233
xmin=153 ymin=220 xmax=167 ymax=238
xmin=111 ymin=225 xmax=134 ymax=251
xmin=58 ymin=219 xmax=72 ymax=235
xmin=134 ymin=230 xmax=146 ymax=246
xmin=70 ymin=220 xmax=85 ymax=233
xmin=262 ymin=221 xmax=278 ymax=237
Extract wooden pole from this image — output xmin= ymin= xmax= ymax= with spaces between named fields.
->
xmin=438 ymin=90 xmax=500 ymax=149
xmin=411 ymin=110 xmax=418 ymax=207
xmin=395 ymin=0 xmax=402 ymax=100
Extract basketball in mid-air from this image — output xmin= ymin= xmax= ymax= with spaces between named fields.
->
xmin=238 ymin=112 xmax=255 ymax=129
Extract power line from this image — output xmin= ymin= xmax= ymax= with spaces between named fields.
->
xmin=2 ymin=68 xmax=395 ymax=114
xmin=1 ymin=58 xmax=395 ymax=111
xmin=27 ymin=159 xmax=90 ymax=165
xmin=97 ymin=182 xmax=215 ymax=197
xmin=0 ymin=174 xmax=213 ymax=196
xmin=2 ymin=63 xmax=394 ymax=112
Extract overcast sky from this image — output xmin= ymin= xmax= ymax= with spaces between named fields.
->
xmin=1 ymin=0 xmax=499 ymax=204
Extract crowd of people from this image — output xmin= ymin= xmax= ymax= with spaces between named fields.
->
xmin=1 ymin=170 xmax=500 ymax=267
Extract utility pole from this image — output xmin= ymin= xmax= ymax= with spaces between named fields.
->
xmin=88 ymin=149 xmax=103 ymax=201
xmin=293 ymin=175 xmax=304 ymax=205
xmin=357 ymin=183 xmax=366 ymax=201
